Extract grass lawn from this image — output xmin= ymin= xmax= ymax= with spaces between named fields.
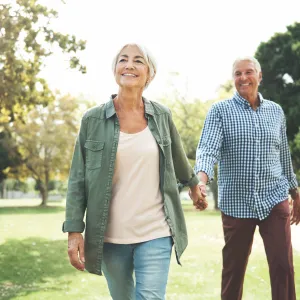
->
xmin=0 ymin=199 xmax=299 ymax=300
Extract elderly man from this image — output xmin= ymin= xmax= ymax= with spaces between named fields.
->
xmin=195 ymin=56 xmax=300 ymax=300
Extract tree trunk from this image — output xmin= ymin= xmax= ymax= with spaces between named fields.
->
xmin=40 ymin=185 xmax=48 ymax=206
xmin=40 ymin=165 xmax=50 ymax=206
xmin=0 ymin=180 xmax=4 ymax=198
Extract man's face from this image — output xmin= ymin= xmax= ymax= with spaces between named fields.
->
xmin=233 ymin=60 xmax=262 ymax=100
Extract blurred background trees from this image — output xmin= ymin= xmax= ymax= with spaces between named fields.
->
xmin=6 ymin=95 xmax=82 ymax=205
xmin=0 ymin=0 xmax=86 ymax=205
xmin=256 ymin=22 xmax=300 ymax=178
xmin=0 ymin=0 xmax=86 ymax=122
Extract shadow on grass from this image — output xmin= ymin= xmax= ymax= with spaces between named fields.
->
xmin=0 ymin=206 xmax=65 ymax=215
xmin=0 ymin=237 xmax=75 ymax=299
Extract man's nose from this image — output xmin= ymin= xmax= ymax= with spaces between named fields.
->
xmin=240 ymin=73 xmax=247 ymax=80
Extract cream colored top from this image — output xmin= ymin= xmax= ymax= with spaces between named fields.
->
xmin=104 ymin=126 xmax=171 ymax=243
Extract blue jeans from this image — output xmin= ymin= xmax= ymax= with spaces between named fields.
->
xmin=102 ymin=236 xmax=173 ymax=300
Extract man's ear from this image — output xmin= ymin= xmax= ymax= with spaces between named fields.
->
xmin=258 ymin=71 xmax=263 ymax=83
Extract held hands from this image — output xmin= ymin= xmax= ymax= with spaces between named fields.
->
xmin=290 ymin=188 xmax=300 ymax=225
xmin=68 ymin=232 xmax=85 ymax=271
xmin=189 ymin=183 xmax=208 ymax=211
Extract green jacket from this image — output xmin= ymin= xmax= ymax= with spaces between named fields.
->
xmin=62 ymin=96 xmax=199 ymax=275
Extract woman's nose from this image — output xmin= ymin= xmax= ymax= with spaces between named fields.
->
xmin=125 ymin=60 xmax=134 ymax=69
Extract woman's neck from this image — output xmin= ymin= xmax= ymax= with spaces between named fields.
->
xmin=115 ymin=88 xmax=144 ymax=111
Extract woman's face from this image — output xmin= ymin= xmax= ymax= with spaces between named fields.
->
xmin=114 ymin=45 xmax=149 ymax=90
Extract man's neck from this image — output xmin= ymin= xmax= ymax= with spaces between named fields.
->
xmin=240 ymin=93 xmax=260 ymax=110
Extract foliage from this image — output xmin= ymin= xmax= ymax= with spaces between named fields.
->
xmin=0 ymin=0 xmax=86 ymax=123
xmin=255 ymin=22 xmax=300 ymax=175
xmin=34 ymin=179 xmax=67 ymax=194
xmin=0 ymin=130 xmax=22 ymax=182
xmin=4 ymin=178 xmax=30 ymax=193
xmin=6 ymin=95 xmax=82 ymax=205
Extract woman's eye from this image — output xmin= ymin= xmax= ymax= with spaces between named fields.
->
xmin=119 ymin=59 xmax=126 ymax=63
xmin=135 ymin=60 xmax=143 ymax=64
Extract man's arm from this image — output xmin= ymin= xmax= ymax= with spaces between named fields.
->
xmin=195 ymin=104 xmax=223 ymax=183
xmin=191 ymin=104 xmax=224 ymax=208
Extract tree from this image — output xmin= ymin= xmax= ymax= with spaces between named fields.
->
xmin=7 ymin=95 xmax=83 ymax=206
xmin=0 ymin=0 xmax=86 ymax=186
xmin=0 ymin=0 xmax=86 ymax=123
xmin=255 ymin=22 xmax=300 ymax=176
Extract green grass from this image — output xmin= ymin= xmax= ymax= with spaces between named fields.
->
xmin=0 ymin=199 xmax=299 ymax=299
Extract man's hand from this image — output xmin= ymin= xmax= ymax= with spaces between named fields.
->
xmin=290 ymin=188 xmax=300 ymax=225
xmin=189 ymin=183 xmax=208 ymax=211
xmin=68 ymin=232 xmax=85 ymax=271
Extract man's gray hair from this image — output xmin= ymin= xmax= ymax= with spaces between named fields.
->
xmin=232 ymin=56 xmax=262 ymax=77
xmin=112 ymin=43 xmax=157 ymax=89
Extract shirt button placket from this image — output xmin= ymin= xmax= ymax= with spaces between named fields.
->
xmin=253 ymin=110 xmax=259 ymax=213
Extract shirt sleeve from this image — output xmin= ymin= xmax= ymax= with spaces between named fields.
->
xmin=168 ymin=110 xmax=199 ymax=187
xmin=62 ymin=115 xmax=88 ymax=233
xmin=279 ymin=110 xmax=298 ymax=190
xmin=195 ymin=104 xmax=223 ymax=182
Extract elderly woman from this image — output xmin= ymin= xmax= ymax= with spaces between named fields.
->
xmin=63 ymin=43 xmax=207 ymax=300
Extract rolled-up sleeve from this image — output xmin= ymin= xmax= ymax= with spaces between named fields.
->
xmin=62 ymin=116 xmax=88 ymax=233
xmin=279 ymin=111 xmax=298 ymax=190
xmin=195 ymin=104 xmax=223 ymax=182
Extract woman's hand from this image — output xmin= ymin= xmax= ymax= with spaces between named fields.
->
xmin=189 ymin=183 xmax=208 ymax=211
xmin=68 ymin=232 xmax=85 ymax=271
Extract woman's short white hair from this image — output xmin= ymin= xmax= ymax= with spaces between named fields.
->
xmin=111 ymin=43 xmax=157 ymax=89
xmin=232 ymin=56 xmax=262 ymax=77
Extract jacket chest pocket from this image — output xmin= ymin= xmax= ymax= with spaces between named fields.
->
xmin=84 ymin=140 xmax=105 ymax=170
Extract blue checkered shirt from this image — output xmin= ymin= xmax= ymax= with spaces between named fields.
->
xmin=195 ymin=92 xmax=298 ymax=220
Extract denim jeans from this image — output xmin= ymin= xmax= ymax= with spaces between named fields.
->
xmin=102 ymin=236 xmax=173 ymax=300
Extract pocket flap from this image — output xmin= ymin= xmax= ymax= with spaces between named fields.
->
xmin=84 ymin=140 xmax=105 ymax=151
